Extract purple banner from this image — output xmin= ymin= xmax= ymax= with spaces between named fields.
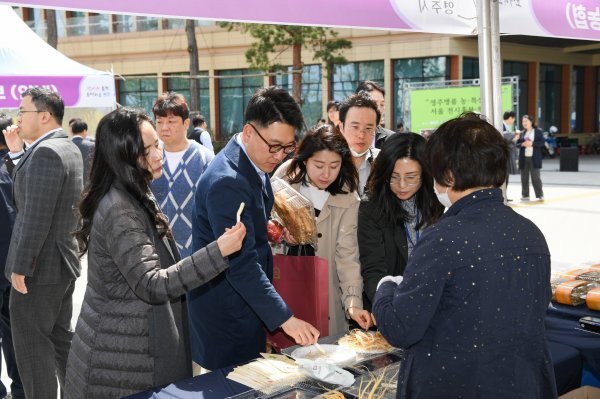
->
xmin=0 ymin=76 xmax=82 ymax=108
xmin=2 ymin=0 xmax=413 ymax=30
xmin=1 ymin=0 xmax=598 ymax=40
xmin=532 ymin=0 xmax=600 ymax=41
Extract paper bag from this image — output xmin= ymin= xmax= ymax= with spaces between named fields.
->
xmin=268 ymin=254 xmax=329 ymax=351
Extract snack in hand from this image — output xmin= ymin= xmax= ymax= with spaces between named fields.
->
xmin=267 ymin=220 xmax=284 ymax=243
xmin=271 ymin=178 xmax=317 ymax=246
xmin=236 ymin=202 xmax=245 ymax=223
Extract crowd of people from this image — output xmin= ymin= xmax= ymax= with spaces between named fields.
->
xmin=0 ymin=83 xmax=557 ymax=399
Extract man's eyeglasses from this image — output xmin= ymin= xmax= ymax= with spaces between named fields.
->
xmin=247 ymin=122 xmax=296 ymax=154
xmin=17 ymin=110 xmax=50 ymax=117
xmin=389 ymin=175 xmax=421 ymax=187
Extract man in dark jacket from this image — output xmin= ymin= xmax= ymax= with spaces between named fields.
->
xmin=69 ymin=118 xmax=95 ymax=186
xmin=356 ymin=80 xmax=395 ymax=149
xmin=188 ymin=86 xmax=319 ymax=370
xmin=0 ymin=114 xmax=24 ymax=399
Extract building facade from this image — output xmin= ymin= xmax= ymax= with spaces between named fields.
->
xmin=15 ymin=7 xmax=600 ymax=146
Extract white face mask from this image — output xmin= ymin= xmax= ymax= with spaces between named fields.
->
xmin=434 ymin=180 xmax=453 ymax=208
xmin=350 ymin=147 xmax=370 ymax=158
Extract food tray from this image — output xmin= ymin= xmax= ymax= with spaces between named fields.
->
xmin=340 ymin=363 xmax=401 ymax=399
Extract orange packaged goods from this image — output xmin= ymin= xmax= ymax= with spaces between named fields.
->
xmin=586 ymin=288 xmax=600 ymax=311
xmin=555 ymin=280 xmax=598 ymax=306
xmin=558 ymin=268 xmax=593 ymax=280
xmin=551 ymin=277 xmax=574 ymax=301
xmin=271 ymin=178 xmax=318 ymax=246
xmin=576 ymin=270 xmax=600 ymax=283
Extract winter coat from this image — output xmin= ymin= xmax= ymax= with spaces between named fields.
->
xmin=517 ymin=128 xmax=544 ymax=169
xmin=357 ymin=198 xmax=408 ymax=312
xmin=64 ymin=184 xmax=229 ymax=398
xmin=273 ymin=160 xmax=363 ymax=336
xmin=373 ymin=189 xmax=557 ymax=399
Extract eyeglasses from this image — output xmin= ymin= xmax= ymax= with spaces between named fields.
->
xmin=247 ymin=122 xmax=296 ymax=154
xmin=17 ymin=110 xmax=50 ymax=117
xmin=389 ymin=175 xmax=421 ymax=187
xmin=345 ymin=124 xmax=376 ymax=137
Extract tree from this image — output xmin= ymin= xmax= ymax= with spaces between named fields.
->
xmin=45 ymin=9 xmax=58 ymax=49
xmin=219 ymin=23 xmax=351 ymax=104
xmin=185 ymin=19 xmax=200 ymax=112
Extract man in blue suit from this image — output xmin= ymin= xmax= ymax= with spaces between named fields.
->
xmin=189 ymin=86 xmax=319 ymax=370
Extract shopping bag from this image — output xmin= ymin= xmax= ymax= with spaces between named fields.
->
xmin=268 ymin=254 xmax=329 ymax=351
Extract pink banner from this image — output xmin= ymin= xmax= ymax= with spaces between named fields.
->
xmin=1 ymin=0 xmax=413 ymax=30
xmin=531 ymin=0 xmax=600 ymax=41
xmin=0 ymin=0 xmax=598 ymax=40
xmin=0 ymin=76 xmax=115 ymax=108
xmin=0 ymin=76 xmax=81 ymax=108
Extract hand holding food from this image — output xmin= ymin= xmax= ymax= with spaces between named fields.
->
xmin=217 ymin=222 xmax=246 ymax=257
xmin=267 ymin=220 xmax=284 ymax=243
xmin=348 ymin=307 xmax=373 ymax=330
xmin=281 ymin=316 xmax=320 ymax=346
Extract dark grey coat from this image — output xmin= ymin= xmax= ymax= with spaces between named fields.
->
xmin=64 ymin=185 xmax=229 ymax=399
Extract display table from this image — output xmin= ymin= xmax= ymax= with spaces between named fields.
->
xmin=121 ymin=368 xmax=251 ymax=399
xmin=546 ymin=303 xmax=600 ymax=391
xmin=123 ymin=307 xmax=599 ymax=398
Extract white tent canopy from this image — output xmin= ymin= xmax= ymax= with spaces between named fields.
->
xmin=0 ymin=5 xmax=115 ymax=109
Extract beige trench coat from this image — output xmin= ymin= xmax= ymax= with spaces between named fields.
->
xmin=273 ymin=161 xmax=364 ymax=335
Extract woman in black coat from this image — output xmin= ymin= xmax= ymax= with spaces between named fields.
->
xmin=64 ymin=108 xmax=246 ymax=398
xmin=373 ymin=113 xmax=557 ymax=399
xmin=358 ymin=133 xmax=443 ymax=311
xmin=517 ymin=114 xmax=545 ymax=201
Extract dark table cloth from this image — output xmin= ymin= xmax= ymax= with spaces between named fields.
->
xmin=121 ymin=368 xmax=250 ymax=399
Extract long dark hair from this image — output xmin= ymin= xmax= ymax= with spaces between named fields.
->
xmin=366 ymin=133 xmax=443 ymax=228
xmin=286 ymin=125 xmax=358 ymax=195
xmin=75 ymin=107 xmax=171 ymax=255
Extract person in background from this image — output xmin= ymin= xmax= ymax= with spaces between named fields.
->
xmin=150 ymin=93 xmax=214 ymax=258
xmin=395 ymin=121 xmax=405 ymax=134
xmin=358 ymin=133 xmax=443 ymax=312
xmin=502 ymin=111 xmax=519 ymax=174
xmin=273 ymin=125 xmax=373 ymax=335
xmin=3 ymin=87 xmax=83 ymax=399
xmin=373 ymin=112 xmax=556 ymax=399
xmin=189 ymin=113 xmax=214 ymax=154
xmin=326 ymin=100 xmax=342 ymax=132
xmin=517 ymin=114 xmax=544 ymax=201
xmin=69 ymin=118 xmax=95 ymax=187
xmin=355 ymin=80 xmax=394 ymax=149
xmin=64 ymin=107 xmax=245 ymax=398
xmin=0 ymin=114 xmax=24 ymax=399
xmin=338 ymin=92 xmax=380 ymax=197
xmin=188 ymin=86 xmax=319 ymax=371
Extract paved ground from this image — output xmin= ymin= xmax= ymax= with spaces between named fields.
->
xmin=2 ymin=154 xmax=600 ymax=395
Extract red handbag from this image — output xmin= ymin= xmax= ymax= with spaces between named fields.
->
xmin=268 ymin=254 xmax=329 ymax=351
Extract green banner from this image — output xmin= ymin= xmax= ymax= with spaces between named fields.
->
xmin=409 ymin=85 xmax=513 ymax=135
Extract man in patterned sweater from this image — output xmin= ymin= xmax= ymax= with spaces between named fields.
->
xmin=150 ymin=92 xmax=214 ymax=257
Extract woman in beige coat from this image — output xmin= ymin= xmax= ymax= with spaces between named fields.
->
xmin=273 ymin=125 xmax=372 ymax=335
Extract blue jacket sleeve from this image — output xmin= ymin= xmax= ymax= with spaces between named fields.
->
xmin=206 ymin=176 xmax=292 ymax=331
xmin=373 ymin=228 xmax=450 ymax=349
